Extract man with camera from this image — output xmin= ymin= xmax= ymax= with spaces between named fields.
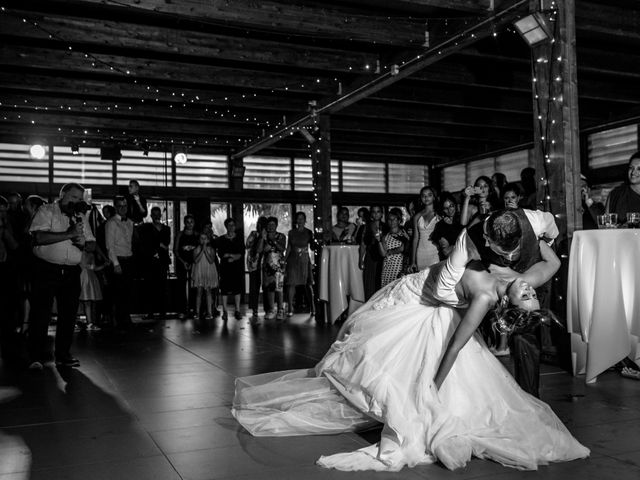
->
xmin=28 ymin=183 xmax=94 ymax=370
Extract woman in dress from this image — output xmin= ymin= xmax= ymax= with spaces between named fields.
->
xmin=232 ymin=239 xmax=589 ymax=472
xmin=410 ymin=186 xmax=440 ymax=272
xmin=260 ymin=216 xmax=287 ymax=321
xmin=191 ymin=233 xmax=218 ymax=327
xmin=215 ymin=218 xmax=244 ymax=320
xmin=284 ymin=212 xmax=315 ymax=318
xmin=174 ymin=214 xmax=199 ymax=319
xmin=359 ymin=205 xmax=387 ymax=300
xmin=378 ymin=208 xmax=409 ymax=287
xmin=246 ymin=216 xmax=268 ymax=324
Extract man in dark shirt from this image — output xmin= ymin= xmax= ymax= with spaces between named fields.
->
xmin=606 ymin=152 xmax=640 ymax=223
xmin=137 ymin=207 xmax=171 ymax=319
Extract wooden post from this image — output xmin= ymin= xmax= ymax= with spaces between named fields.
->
xmin=530 ymin=0 xmax=581 ymax=368
xmin=311 ymin=115 xmax=332 ymax=322
xmin=531 ymin=0 xmax=581 ymax=243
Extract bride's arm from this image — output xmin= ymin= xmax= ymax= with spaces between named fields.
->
xmin=433 ymin=230 xmax=480 ymax=303
xmin=434 ymin=286 xmax=496 ymax=390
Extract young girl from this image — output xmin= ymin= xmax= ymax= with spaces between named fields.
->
xmin=79 ymin=241 xmax=105 ymax=331
xmin=191 ymin=233 xmax=218 ymax=327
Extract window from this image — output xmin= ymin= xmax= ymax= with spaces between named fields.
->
xmin=243 ymin=203 xmax=292 ymax=243
xmin=442 ymin=164 xmax=466 ymax=192
xmin=117 ymin=150 xmax=172 ymax=188
xmin=244 ymin=156 xmax=291 ymax=190
xmin=294 ymin=157 xmax=313 ymax=191
xmin=0 ymin=143 xmax=49 ymax=184
xmin=388 ymin=163 xmax=429 ymax=193
xmin=341 ymin=160 xmax=385 ymax=193
xmin=495 ymin=150 xmax=530 ymax=183
xmin=210 ymin=203 xmax=230 ymax=236
xmin=331 ymin=160 xmax=339 ymax=191
xmin=466 ymin=157 xmax=495 ymax=184
xmin=53 ymin=146 xmax=112 ymax=186
xmin=176 ymin=153 xmax=228 ymax=189
xmin=588 ymin=125 xmax=638 ymax=169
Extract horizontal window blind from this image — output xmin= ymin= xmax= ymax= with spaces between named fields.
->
xmin=442 ymin=164 xmax=466 ymax=192
xmin=117 ymin=150 xmax=172 ymax=187
xmin=331 ymin=160 xmax=340 ymax=191
xmin=466 ymin=157 xmax=495 ymax=184
xmin=53 ymin=146 xmax=113 ymax=186
xmin=341 ymin=160 xmax=385 ymax=193
xmin=244 ymin=156 xmax=291 ymax=190
xmin=588 ymin=125 xmax=638 ymax=168
xmin=388 ymin=163 xmax=429 ymax=194
xmin=176 ymin=153 xmax=228 ymax=188
xmin=294 ymin=157 xmax=312 ymax=191
xmin=495 ymin=150 xmax=530 ymax=183
xmin=0 ymin=143 xmax=49 ymax=183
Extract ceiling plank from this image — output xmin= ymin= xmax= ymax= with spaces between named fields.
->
xmin=0 ymin=12 xmax=379 ymax=74
xmin=37 ymin=0 xmax=427 ymax=47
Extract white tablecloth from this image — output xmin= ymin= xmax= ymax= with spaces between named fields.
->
xmin=318 ymin=245 xmax=365 ymax=324
xmin=567 ymin=229 xmax=640 ymax=383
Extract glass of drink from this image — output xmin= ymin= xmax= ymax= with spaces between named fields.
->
xmin=597 ymin=215 xmax=607 ymax=229
xmin=627 ymin=212 xmax=640 ymax=228
xmin=607 ymin=213 xmax=618 ymax=228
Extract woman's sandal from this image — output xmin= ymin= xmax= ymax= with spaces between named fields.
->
xmin=621 ymin=367 xmax=640 ymax=380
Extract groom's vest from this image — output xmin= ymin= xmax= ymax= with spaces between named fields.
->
xmin=466 ymin=209 xmax=541 ymax=273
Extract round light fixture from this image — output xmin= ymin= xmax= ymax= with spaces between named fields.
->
xmin=30 ymin=144 xmax=46 ymax=160
xmin=174 ymin=152 xmax=188 ymax=164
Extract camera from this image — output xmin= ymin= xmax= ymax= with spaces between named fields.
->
xmin=71 ymin=200 xmax=91 ymax=215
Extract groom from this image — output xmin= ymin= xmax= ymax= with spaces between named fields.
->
xmin=441 ymin=208 xmax=558 ymax=398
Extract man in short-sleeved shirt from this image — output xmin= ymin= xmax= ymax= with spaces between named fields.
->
xmin=28 ymin=183 xmax=94 ymax=369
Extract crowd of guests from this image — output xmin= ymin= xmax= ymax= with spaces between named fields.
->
xmin=1 ymin=151 xmax=639 ymax=371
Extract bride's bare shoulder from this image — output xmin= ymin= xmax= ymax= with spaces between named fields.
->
xmin=460 ymin=263 xmax=499 ymax=301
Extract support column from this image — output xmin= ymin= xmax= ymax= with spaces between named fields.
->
xmin=311 ymin=115 xmax=332 ymax=322
xmin=530 ymin=0 xmax=581 ymax=369
xmin=531 ymin=0 xmax=581 ymax=243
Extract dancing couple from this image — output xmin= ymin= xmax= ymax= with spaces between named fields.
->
xmin=232 ymin=208 xmax=589 ymax=472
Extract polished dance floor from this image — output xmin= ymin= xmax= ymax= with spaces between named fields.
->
xmin=1 ymin=313 xmax=640 ymax=480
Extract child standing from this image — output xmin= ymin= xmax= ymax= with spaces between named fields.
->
xmin=79 ymin=241 xmax=104 ymax=331
xmin=191 ymin=233 xmax=218 ymax=328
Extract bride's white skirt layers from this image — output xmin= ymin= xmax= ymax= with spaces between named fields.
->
xmin=232 ymin=268 xmax=589 ymax=472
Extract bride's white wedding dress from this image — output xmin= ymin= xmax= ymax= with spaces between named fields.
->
xmin=232 ymin=260 xmax=589 ymax=472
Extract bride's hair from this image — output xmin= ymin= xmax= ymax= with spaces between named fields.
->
xmin=491 ymin=301 xmax=563 ymax=336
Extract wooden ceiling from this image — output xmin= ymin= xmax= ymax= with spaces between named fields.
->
xmin=0 ymin=0 xmax=639 ymax=167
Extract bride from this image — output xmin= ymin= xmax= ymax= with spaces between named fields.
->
xmin=232 ymin=237 xmax=589 ymax=472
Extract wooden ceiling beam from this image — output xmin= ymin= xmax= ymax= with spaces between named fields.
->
xmin=0 ymin=12 xmax=380 ymax=74
xmin=576 ymin=1 xmax=640 ymax=43
xmin=32 ymin=0 xmax=426 ymax=47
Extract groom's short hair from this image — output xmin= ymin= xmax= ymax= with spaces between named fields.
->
xmin=485 ymin=210 xmax=522 ymax=252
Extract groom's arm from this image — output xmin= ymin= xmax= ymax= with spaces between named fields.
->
xmin=523 ymin=209 xmax=558 ymax=244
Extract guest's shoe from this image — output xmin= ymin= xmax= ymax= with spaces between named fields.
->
xmin=276 ymin=309 xmax=285 ymax=321
xmin=264 ymin=310 xmax=276 ymax=320
xmin=222 ymin=311 xmax=229 ymax=321
xmin=213 ymin=309 xmax=221 ymax=318
xmin=286 ymin=311 xmax=294 ymax=318
xmin=250 ymin=314 xmax=259 ymax=326
xmin=28 ymin=361 xmax=44 ymax=371
xmin=55 ymin=356 xmax=80 ymax=368
xmin=234 ymin=310 xmax=243 ymax=320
